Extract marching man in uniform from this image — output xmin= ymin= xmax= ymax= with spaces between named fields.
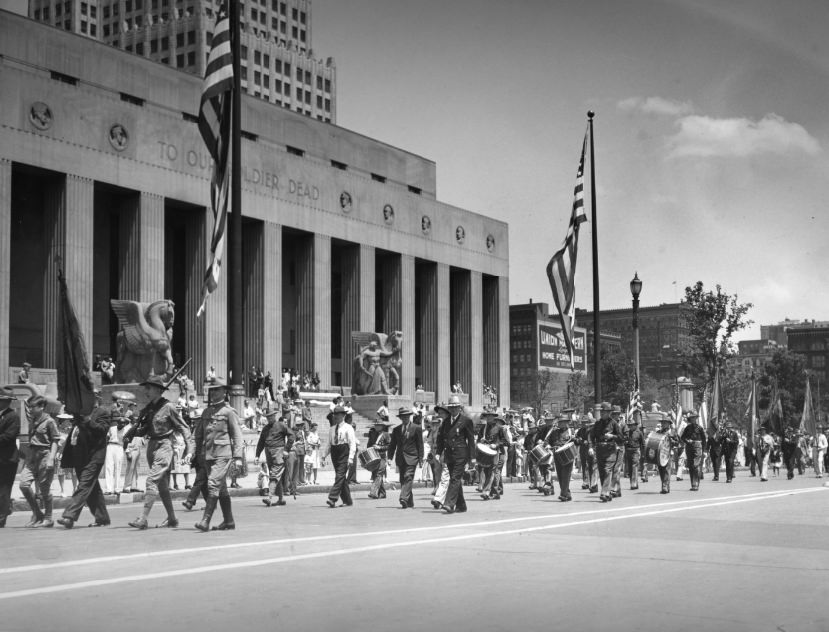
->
xmin=680 ymin=412 xmax=707 ymax=491
xmin=654 ymin=417 xmax=679 ymax=494
xmin=195 ymin=381 xmax=244 ymax=531
xmin=719 ymin=418 xmax=740 ymax=483
xmin=623 ymin=412 xmax=646 ymax=491
xmin=547 ymin=415 xmax=576 ymax=502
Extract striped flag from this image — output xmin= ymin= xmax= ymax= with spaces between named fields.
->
xmin=546 ymin=127 xmax=588 ymax=369
xmin=800 ymin=377 xmax=817 ymax=437
xmin=197 ymin=1 xmax=233 ymax=317
xmin=745 ymin=377 xmax=759 ymax=451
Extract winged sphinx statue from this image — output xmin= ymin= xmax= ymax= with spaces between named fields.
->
xmin=351 ymin=331 xmax=402 ymax=396
xmin=110 ymin=299 xmax=175 ymax=383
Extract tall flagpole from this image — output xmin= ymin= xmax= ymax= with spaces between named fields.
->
xmin=229 ymin=0 xmax=244 ymax=407
xmin=588 ymin=111 xmax=601 ymax=401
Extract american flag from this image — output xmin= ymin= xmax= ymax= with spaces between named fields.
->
xmin=196 ymin=1 xmax=233 ymax=317
xmin=546 ymin=127 xmax=588 ymax=369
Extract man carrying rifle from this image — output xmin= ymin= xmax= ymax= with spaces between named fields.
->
xmin=123 ymin=375 xmax=191 ymax=529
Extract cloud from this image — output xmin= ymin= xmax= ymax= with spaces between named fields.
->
xmin=667 ymin=114 xmax=821 ymax=158
xmin=617 ymin=96 xmax=694 ymax=117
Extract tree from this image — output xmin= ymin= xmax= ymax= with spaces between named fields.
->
xmin=758 ymin=348 xmax=808 ymax=429
xmin=680 ymin=281 xmax=753 ymax=395
xmin=514 ymin=368 xmax=569 ymax=416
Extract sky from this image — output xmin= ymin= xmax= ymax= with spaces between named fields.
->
xmin=2 ymin=0 xmax=828 ymax=341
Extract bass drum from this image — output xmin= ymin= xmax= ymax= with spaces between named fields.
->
xmin=645 ymin=432 xmax=671 ymax=467
xmin=358 ymin=447 xmax=381 ymax=470
xmin=475 ymin=443 xmax=498 ymax=467
xmin=553 ymin=441 xmax=577 ymax=468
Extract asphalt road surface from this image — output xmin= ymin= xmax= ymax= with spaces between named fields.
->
xmin=2 ymin=474 xmax=827 ymax=632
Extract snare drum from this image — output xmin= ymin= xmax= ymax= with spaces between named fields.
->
xmin=529 ymin=444 xmax=553 ymax=465
xmin=644 ymin=432 xmax=671 ymax=467
xmin=358 ymin=447 xmax=381 ymax=471
xmin=553 ymin=441 xmax=577 ymax=468
xmin=475 ymin=443 xmax=497 ymax=467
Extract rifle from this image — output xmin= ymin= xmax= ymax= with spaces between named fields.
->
xmin=122 ymin=359 xmax=192 ymax=449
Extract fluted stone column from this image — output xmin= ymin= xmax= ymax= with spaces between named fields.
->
xmin=359 ymin=244 xmax=375 ymax=332
xmin=0 ymin=159 xmax=10 ymax=376
xmin=400 ymin=254 xmax=415 ymax=399
xmin=417 ymin=262 xmax=438 ymax=394
xmin=450 ymin=269 xmax=471 ymax=404
xmin=43 ymin=174 xmax=94 ymax=368
xmin=313 ymin=233 xmax=332 ymax=390
xmin=262 ymin=222 xmax=282 ymax=376
xmin=203 ymin=206 xmax=227 ymax=386
xmin=338 ymin=244 xmax=360 ymax=381
xmin=469 ymin=271 xmax=483 ymax=407
xmin=380 ymin=253 xmax=401 ymax=334
xmin=436 ymin=263 xmax=451 ymax=404
xmin=242 ymin=220 xmax=264 ymax=384
xmin=482 ymin=275 xmax=500 ymax=407
xmin=119 ymin=192 xmax=165 ymax=302
xmin=498 ymin=275 xmax=510 ymax=409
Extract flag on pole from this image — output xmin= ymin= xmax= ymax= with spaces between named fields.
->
xmin=546 ymin=127 xmax=588 ymax=369
xmin=800 ymin=377 xmax=817 ymax=437
xmin=707 ymin=366 xmax=724 ymax=436
xmin=745 ymin=378 xmax=759 ymax=451
xmin=197 ymin=1 xmax=233 ymax=317
xmin=56 ymin=268 xmax=96 ymax=415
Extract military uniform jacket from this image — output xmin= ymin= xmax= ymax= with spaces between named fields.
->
xmin=136 ymin=398 xmax=189 ymax=440
xmin=0 ymin=407 xmax=20 ymax=463
xmin=546 ymin=427 xmax=575 ymax=450
xmin=435 ymin=413 xmax=476 ymax=460
xmin=388 ymin=421 xmax=424 ymax=467
xmin=575 ymin=426 xmax=592 ymax=449
xmin=624 ymin=428 xmax=646 ymax=452
xmin=479 ymin=422 xmax=510 ymax=453
xmin=680 ymin=423 xmax=708 ymax=449
xmin=255 ymin=420 xmax=293 ymax=457
xmin=588 ymin=418 xmax=625 ymax=448
xmin=719 ymin=428 xmax=739 ymax=451
xmin=197 ymin=402 xmax=243 ymax=461
xmin=782 ymin=426 xmax=801 ymax=446
xmin=655 ymin=426 xmax=679 ymax=450
xmin=28 ymin=412 xmax=59 ymax=449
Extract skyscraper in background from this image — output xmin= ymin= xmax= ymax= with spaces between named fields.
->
xmin=28 ymin=0 xmax=336 ymax=122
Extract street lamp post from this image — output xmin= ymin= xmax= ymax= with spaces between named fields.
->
xmin=630 ymin=273 xmax=642 ymax=391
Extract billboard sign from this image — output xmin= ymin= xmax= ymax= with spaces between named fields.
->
xmin=538 ymin=322 xmax=586 ymax=372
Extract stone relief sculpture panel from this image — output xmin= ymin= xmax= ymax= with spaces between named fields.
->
xmin=110 ymin=299 xmax=176 ymax=383
xmin=351 ymin=331 xmax=402 ymax=396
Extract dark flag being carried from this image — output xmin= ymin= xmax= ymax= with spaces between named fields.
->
xmin=57 ymin=267 xmax=96 ymax=415
xmin=546 ymin=127 xmax=588 ymax=369
xmin=197 ymin=0 xmax=233 ymax=317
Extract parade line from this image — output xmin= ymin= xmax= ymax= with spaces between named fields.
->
xmin=0 ymin=487 xmax=824 ymax=600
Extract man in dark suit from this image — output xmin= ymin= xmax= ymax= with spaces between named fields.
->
xmin=388 ymin=407 xmax=424 ymax=508
xmin=0 ymin=390 xmax=20 ymax=528
xmin=435 ymin=395 xmax=476 ymax=514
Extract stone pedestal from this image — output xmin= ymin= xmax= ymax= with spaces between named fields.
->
xmin=349 ymin=394 xmax=411 ymax=422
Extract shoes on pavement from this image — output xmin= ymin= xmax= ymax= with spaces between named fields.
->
xmin=726 ymin=479 xmax=732 ymax=483
xmin=57 ymin=517 xmax=74 ymax=529
xmin=212 ymin=521 xmax=235 ymax=531
xmin=183 ymin=500 xmax=195 ymax=511
xmin=431 ymin=500 xmax=442 ymax=510
xmin=88 ymin=520 xmax=110 ymax=527
xmin=367 ymin=494 xmax=378 ymax=499
xmin=326 ymin=499 xmax=336 ymax=508
xmin=275 ymin=500 xmax=287 ymax=506
xmin=160 ymin=517 xmax=179 ymax=528
xmin=589 ymin=486 xmax=599 ymax=493
xmin=185 ymin=485 xmax=192 ymax=490
xmin=660 ymin=490 xmax=669 ymax=494
xmin=128 ymin=517 xmax=149 ymax=530
xmin=35 ymin=519 xmax=54 ymax=528
xmin=262 ymin=498 xmax=272 ymax=507
xmin=442 ymin=506 xmax=454 ymax=514
xmin=25 ymin=516 xmax=42 ymax=528
xmin=399 ymin=500 xmax=409 ymax=509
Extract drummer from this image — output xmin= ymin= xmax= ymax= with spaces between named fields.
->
xmin=534 ymin=412 xmax=557 ymax=496
xmin=367 ymin=418 xmax=392 ymax=500
xmin=547 ymin=414 xmax=576 ymax=502
xmin=654 ymin=416 xmax=679 ymax=494
xmin=623 ymin=412 xmax=646 ymax=491
xmin=478 ymin=410 xmax=508 ymax=501
xmin=576 ymin=414 xmax=598 ymax=493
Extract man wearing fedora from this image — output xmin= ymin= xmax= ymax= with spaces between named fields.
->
xmin=434 ymin=395 xmax=476 ymax=513
xmin=255 ymin=408 xmax=294 ymax=507
xmin=576 ymin=414 xmax=598 ymax=492
xmin=323 ymin=405 xmax=356 ymax=508
xmin=0 ymin=389 xmax=20 ymax=528
xmin=123 ymin=375 xmax=192 ymax=529
xmin=194 ymin=381 xmax=244 ymax=531
xmin=388 ymin=406 xmax=424 ymax=508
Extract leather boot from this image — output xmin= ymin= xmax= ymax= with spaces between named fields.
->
xmin=21 ymin=486 xmax=43 ymax=522
xmin=212 ymin=495 xmax=235 ymax=530
xmin=160 ymin=489 xmax=177 ymax=526
xmin=195 ymin=497 xmax=218 ymax=532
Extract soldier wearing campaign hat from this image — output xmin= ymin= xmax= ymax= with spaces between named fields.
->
xmin=588 ymin=402 xmax=625 ymax=502
xmin=194 ymin=381 xmax=245 ymax=532
xmin=546 ymin=414 xmax=576 ymax=501
xmin=478 ymin=411 xmax=509 ymax=501
xmin=122 ymin=374 xmax=192 ymax=530
xmin=255 ymin=408 xmax=294 ymax=508
xmin=388 ymin=407 xmax=424 ymax=508
xmin=576 ymin=413 xmax=598 ymax=492
xmin=679 ymin=411 xmax=707 ymax=491
xmin=719 ymin=417 xmax=741 ymax=483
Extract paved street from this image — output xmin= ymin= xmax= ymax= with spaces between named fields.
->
xmin=2 ymin=474 xmax=828 ymax=632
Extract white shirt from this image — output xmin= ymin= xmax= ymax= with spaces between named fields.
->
xmin=326 ymin=421 xmax=357 ymax=462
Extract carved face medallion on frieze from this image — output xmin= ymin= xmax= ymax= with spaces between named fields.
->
xmin=455 ymin=225 xmax=466 ymax=244
xmin=383 ymin=204 xmax=394 ymax=225
xmin=486 ymin=234 xmax=495 ymax=252
xmin=421 ymin=215 xmax=431 ymax=235
xmin=339 ymin=191 xmax=353 ymax=213
xmin=109 ymin=124 xmax=129 ymax=151
xmin=29 ymin=102 xmax=53 ymax=131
